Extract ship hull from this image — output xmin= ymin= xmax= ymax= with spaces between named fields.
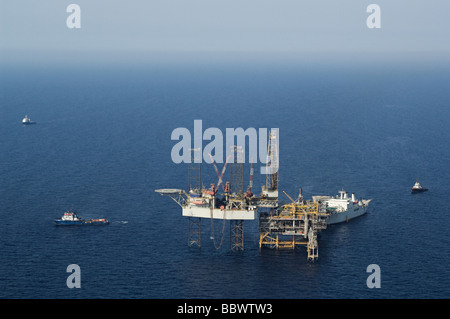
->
xmin=55 ymin=220 xmax=109 ymax=225
xmin=326 ymin=206 xmax=368 ymax=225
xmin=411 ymin=188 xmax=428 ymax=193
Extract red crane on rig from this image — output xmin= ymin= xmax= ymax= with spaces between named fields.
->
xmin=209 ymin=153 xmax=231 ymax=192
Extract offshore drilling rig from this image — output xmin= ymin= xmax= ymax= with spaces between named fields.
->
xmin=156 ymin=130 xmax=278 ymax=251
xmin=156 ymin=130 xmax=369 ymax=261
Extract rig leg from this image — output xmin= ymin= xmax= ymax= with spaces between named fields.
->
xmin=230 ymin=220 xmax=244 ymax=251
xmin=188 ymin=217 xmax=201 ymax=248
xmin=307 ymin=227 xmax=319 ymax=262
xmin=307 ymin=244 xmax=318 ymax=262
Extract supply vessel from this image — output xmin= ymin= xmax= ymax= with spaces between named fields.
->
xmin=411 ymin=181 xmax=428 ymax=193
xmin=313 ymin=189 xmax=371 ymax=224
xmin=55 ymin=211 xmax=109 ymax=225
xmin=22 ymin=115 xmax=36 ymax=125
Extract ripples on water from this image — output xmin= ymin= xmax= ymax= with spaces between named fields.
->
xmin=0 ymin=64 xmax=449 ymax=298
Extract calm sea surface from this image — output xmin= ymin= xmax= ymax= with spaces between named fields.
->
xmin=1 ymin=61 xmax=449 ymax=298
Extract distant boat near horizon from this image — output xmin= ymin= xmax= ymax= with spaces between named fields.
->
xmin=22 ymin=115 xmax=36 ymax=125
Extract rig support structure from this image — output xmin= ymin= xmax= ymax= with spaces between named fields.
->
xmin=230 ymin=220 xmax=245 ymax=251
xmin=188 ymin=217 xmax=202 ymax=248
xmin=259 ymin=199 xmax=328 ymax=262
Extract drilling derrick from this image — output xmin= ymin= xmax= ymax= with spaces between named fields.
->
xmin=229 ymin=145 xmax=244 ymax=195
xmin=188 ymin=148 xmax=202 ymax=193
xmin=258 ymin=129 xmax=279 ymax=209
xmin=261 ymin=129 xmax=278 ymax=199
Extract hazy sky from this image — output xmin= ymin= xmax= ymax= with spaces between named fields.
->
xmin=1 ymin=0 xmax=450 ymax=65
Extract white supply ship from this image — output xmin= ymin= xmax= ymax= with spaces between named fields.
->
xmin=314 ymin=189 xmax=371 ymax=224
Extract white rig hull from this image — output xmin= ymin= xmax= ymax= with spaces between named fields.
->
xmin=182 ymin=206 xmax=256 ymax=220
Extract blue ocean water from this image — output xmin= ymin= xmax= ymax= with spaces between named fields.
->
xmin=1 ymin=61 xmax=449 ymax=298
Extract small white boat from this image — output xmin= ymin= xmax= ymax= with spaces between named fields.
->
xmin=411 ymin=181 xmax=428 ymax=193
xmin=22 ymin=115 xmax=36 ymax=125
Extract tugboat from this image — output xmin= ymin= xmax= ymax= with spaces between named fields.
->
xmin=22 ymin=115 xmax=36 ymax=125
xmin=411 ymin=181 xmax=428 ymax=193
xmin=54 ymin=211 xmax=109 ymax=225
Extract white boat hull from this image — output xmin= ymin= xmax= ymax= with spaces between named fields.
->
xmin=326 ymin=205 xmax=368 ymax=225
